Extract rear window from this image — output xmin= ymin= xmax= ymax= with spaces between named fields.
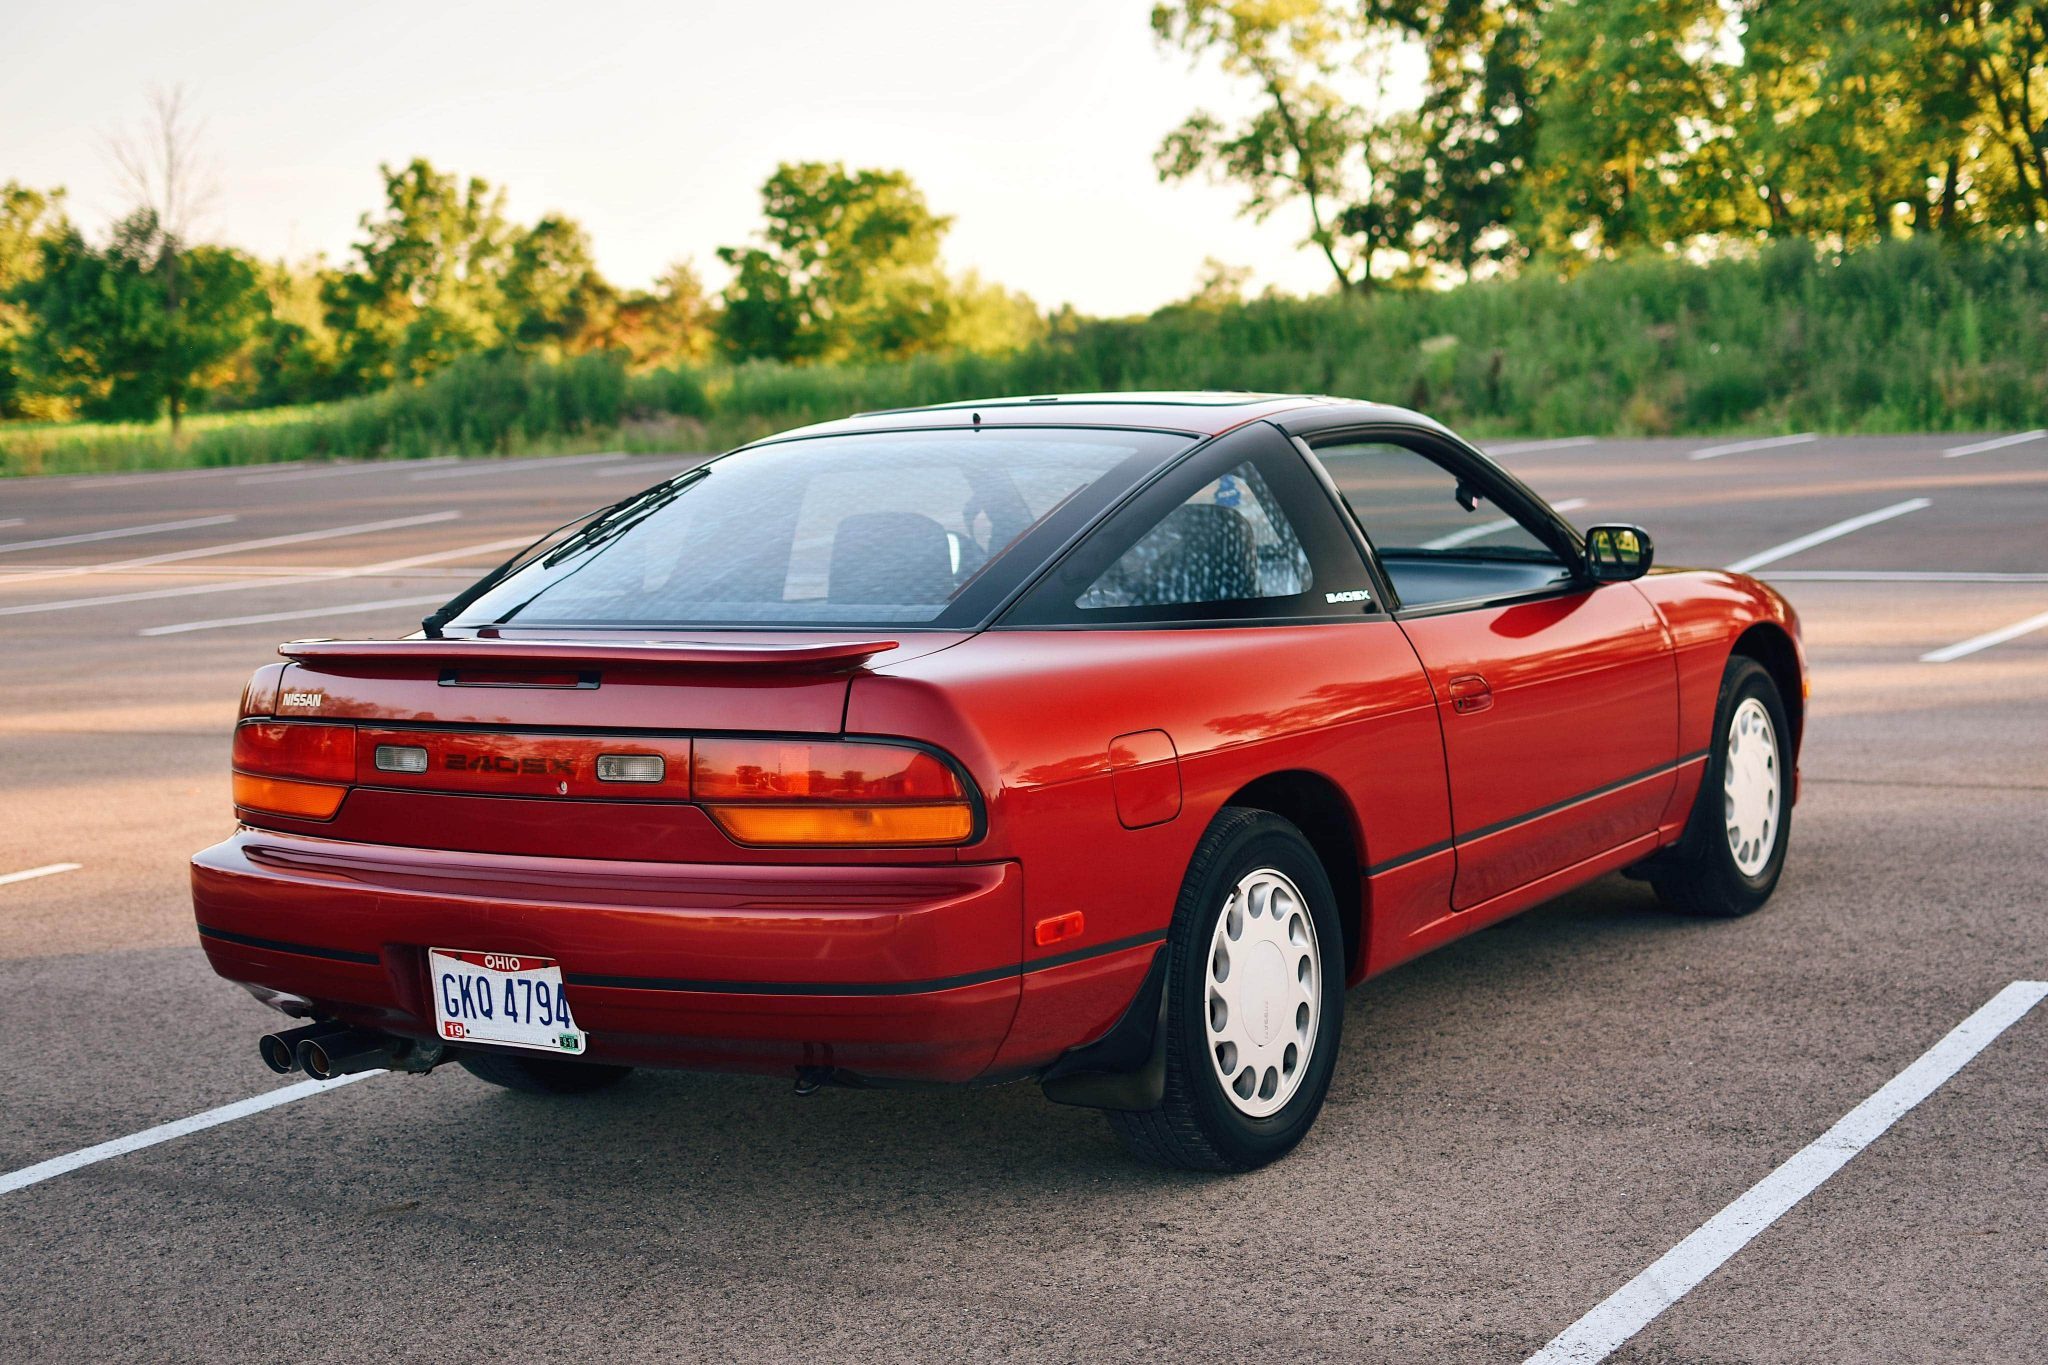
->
xmin=452 ymin=428 xmax=1189 ymax=629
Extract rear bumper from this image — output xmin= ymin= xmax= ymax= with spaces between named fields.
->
xmin=193 ymin=829 xmax=1040 ymax=1082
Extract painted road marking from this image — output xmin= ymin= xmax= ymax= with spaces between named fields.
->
xmin=66 ymin=462 xmax=304 ymax=489
xmin=409 ymin=451 xmax=627 ymax=481
xmin=1921 ymin=607 xmax=2048 ymax=663
xmin=1486 ymin=438 xmax=1596 ymax=456
xmin=236 ymin=457 xmax=457 ymax=485
xmin=142 ymin=594 xmax=452 ymax=636
xmin=1422 ymin=498 xmax=1589 ymax=550
xmin=1689 ymin=433 xmax=1817 ymax=461
xmin=1526 ymin=980 xmax=2048 ymax=1365
xmin=1943 ymin=429 xmax=2045 ymax=459
xmin=0 ymin=517 xmax=495 ymax=616
xmin=595 ymin=457 xmax=710 ymax=478
xmin=0 ymin=511 xmax=475 ymax=613
xmin=0 ymin=518 xmax=24 ymax=529
xmin=0 ymin=514 xmax=237 ymax=556
xmin=1 ymin=511 xmax=463 ymax=586
xmin=0 ymin=1072 xmax=383 ymax=1198
xmin=0 ymin=862 xmax=81 ymax=888
xmin=1723 ymin=499 xmax=1930 ymax=574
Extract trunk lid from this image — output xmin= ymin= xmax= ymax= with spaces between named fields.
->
xmin=248 ymin=630 xmax=969 ymax=862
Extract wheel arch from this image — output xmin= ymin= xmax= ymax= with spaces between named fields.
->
xmin=1730 ymin=621 xmax=1803 ymax=756
xmin=1221 ymin=770 xmax=1366 ymax=980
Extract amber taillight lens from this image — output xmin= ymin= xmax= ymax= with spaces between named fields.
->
xmin=691 ymin=738 xmax=975 ymax=847
xmin=232 ymin=722 xmax=355 ymax=821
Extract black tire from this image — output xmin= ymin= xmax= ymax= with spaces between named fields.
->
xmin=1108 ymin=807 xmax=1345 ymax=1171
xmin=457 ymin=1050 xmax=634 ymax=1095
xmin=1651 ymin=656 xmax=1792 ymax=918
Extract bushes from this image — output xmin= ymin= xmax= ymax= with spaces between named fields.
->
xmin=6 ymin=238 xmax=2046 ymax=476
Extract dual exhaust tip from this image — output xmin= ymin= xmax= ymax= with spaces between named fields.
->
xmin=259 ymin=1020 xmax=405 ymax=1080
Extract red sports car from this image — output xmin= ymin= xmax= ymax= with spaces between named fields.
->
xmin=194 ymin=392 xmax=1803 ymax=1169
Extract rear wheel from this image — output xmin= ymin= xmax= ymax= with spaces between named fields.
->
xmin=1108 ymin=807 xmax=1345 ymax=1171
xmin=1652 ymin=656 xmax=1792 ymax=918
xmin=457 ymin=1050 xmax=634 ymax=1095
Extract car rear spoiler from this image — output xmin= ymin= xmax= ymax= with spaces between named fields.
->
xmin=277 ymin=637 xmax=902 ymax=672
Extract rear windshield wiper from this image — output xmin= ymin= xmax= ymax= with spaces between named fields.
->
xmin=419 ymin=467 xmax=709 ymax=639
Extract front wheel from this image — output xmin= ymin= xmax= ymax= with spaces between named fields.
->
xmin=1652 ymin=655 xmax=1792 ymax=917
xmin=1108 ymin=807 xmax=1345 ymax=1171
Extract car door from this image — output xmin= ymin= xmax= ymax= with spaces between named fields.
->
xmin=1302 ymin=431 xmax=1678 ymax=911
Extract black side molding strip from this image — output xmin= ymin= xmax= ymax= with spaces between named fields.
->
xmin=197 ymin=924 xmax=1168 ymax=997
xmin=198 ymin=924 xmax=381 ymax=965
xmin=1363 ymin=749 xmax=1710 ymax=878
xmin=569 ymin=930 xmax=1169 ymax=996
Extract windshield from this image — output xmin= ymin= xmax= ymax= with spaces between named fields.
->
xmin=451 ymin=427 xmax=1190 ymax=629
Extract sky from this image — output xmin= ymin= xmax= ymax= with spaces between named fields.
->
xmin=0 ymin=0 xmax=1423 ymax=316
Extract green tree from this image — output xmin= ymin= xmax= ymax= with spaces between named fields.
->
xmin=1152 ymin=0 xmax=1394 ymax=291
xmin=1519 ymin=0 xmax=1752 ymax=257
xmin=503 ymin=214 xmax=614 ymax=354
xmin=322 ymin=159 xmax=515 ymax=388
xmin=715 ymin=162 xmax=956 ymax=362
xmin=14 ymin=210 xmax=265 ymax=429
xmin=0 ymin=182 xmax=70 ymax=419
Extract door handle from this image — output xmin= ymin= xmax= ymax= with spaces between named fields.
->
xmin=1447 ymin=674 xmax=1493 ymax=714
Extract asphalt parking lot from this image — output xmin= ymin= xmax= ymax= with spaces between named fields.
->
xmin=1 ymin=429 xmax=2044 ymax=1363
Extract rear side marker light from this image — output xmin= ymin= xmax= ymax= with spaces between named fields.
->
xmin=596 ymin=753 xmax=665 ymax=784
xmin=373 ymin=744 xmax=429 ymax=774
xmin=692 ymin=737 xmax=976 ymax=847
xmin=1035 ymin=912 xmax=1085 ymax=947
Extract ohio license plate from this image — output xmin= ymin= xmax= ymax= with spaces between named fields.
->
xmin=429 ymin=949 xmax=587 ymax=1055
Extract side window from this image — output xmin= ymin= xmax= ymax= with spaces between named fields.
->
xmin=1004 ymin=429 xmax=1374 ymax=626
xmin=1310 ymin=439 xmax=1572 ymax=609
xmin=1078 ymin=462 xmax=1310 ymax=609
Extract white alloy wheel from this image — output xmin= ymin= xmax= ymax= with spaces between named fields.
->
xmin=1204 ymin=867 xmax=1322 ymax=1118
xmin=1723 ymin=696 xmax=1781 ymax=876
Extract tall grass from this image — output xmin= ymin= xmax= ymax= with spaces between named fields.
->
xmin=5 ymin=237 xmax=2043 ymax=477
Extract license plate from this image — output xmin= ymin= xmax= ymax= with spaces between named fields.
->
xmin=429 ymin=949 xmax=588 ymax=1055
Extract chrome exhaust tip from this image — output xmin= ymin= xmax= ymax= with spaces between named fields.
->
xmin=296 ymin=1028 xmax=401 ymax=1080
xmin=258 ymin=1021 xmax=349 ymax=1075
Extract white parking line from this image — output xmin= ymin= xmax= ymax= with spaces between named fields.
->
xmin=1942 ymin=429 xmax=2045 ymax=459
xmin=0 ymin=862 xmax=81 ymax=888
xmin=1526 ymin=980 xmax=2048 ymax=1365
xmin=67 ymin=462 xmax=303 ymax=489
xmin=0 ymin=518 xmax=24 ymax=529
xmin=0 ymin=512 xmax=463 ymax=595
xmin=142 ymin=594 xmax=452 ymax=636
xmin=595 ymin=457 xmax=710 ymax=478
xmin=1723 ymin=499 xmax=1930 ymax=574
xmin=0 ymin=533 xmax=524 ymax=618
xmin=1921 ymin=607 xmax=2048 ymax=663
xmin=0 ymin=1072 xmax=382 ymax=1198
xmin=409 ymin=451 xmax=626 ymax=481
xmin=1486 ymin=438 xmax=1595 ymax=456
xmin=0 ymin=514 xmax=237 ymax=556
xmin=236 ymin=457 xmax=457 ymax=485
xmin=1689 ymin=433 xmax=1817 ymax=461
xmin=1422 ymin=498 xmax=1589 ymax=550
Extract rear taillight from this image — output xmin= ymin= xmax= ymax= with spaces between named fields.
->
xmin=232 ymin=722 xmax=356 ymax=821
xmin=691 ymin=738 xmax=976 ymax=847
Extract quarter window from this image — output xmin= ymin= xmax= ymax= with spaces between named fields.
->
xmin=1078 ymin=462 xmax=1311 ymax=609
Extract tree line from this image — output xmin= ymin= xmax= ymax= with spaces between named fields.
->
xmin=1156 ymin=0 xmax=2047 ymax=288
xmin=0 ymin=121 xmax=1040 ymax=429
xmin=3 ymin=3 xmax=2045 ymax=433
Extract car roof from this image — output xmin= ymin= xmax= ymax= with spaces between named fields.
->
xmin=752 ymin=391 xmax=1436 ymax=442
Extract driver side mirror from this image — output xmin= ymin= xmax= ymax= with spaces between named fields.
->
xmin=1584 ymin=524 xmax=1654 ymax=582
